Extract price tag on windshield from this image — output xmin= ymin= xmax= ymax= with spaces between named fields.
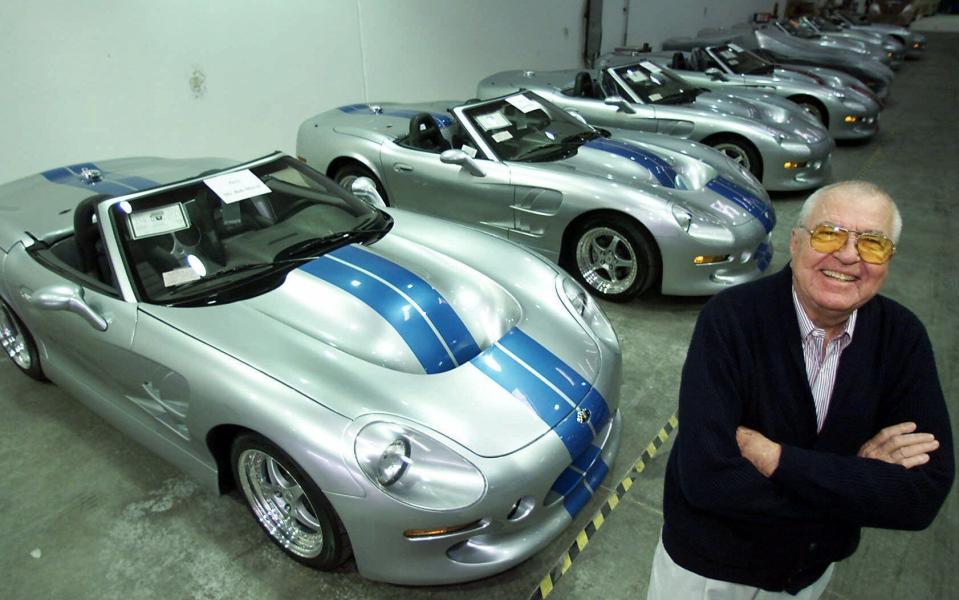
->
xmin=475 ymin=111 xmax=511 ymax=131
xmin=728 ymin=43 xmax=744 ymax=52
xmin=204 ymin=169 xmax=272 ymax=204
xmin=505 ymin=94 xmax=543 ymax=113
xmin=640 ymin=61 xmax=662 ymax=73
xmin=721 ymin=50 xmax=737 ymax=59
xmin=625 ymin=69 xmax=648 ymax=82
xmin=648 ymin=93 xmax=663 ymax=102
xmin=492 ymin=131 xmax=513 ymax=142
xmin=128 ymin=203 xmax=189 ymax=239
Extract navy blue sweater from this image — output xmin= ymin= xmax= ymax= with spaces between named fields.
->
xmin=662 ymin=265 xmax=954 ymax=593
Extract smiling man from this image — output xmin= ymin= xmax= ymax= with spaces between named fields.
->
xmin=647 ymin=181 xmax=954 ymax=599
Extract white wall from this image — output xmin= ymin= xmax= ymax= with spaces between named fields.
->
xmin=602 ymin=0 xmax=781 ymax=52
xmin=1 ymin=0 xmax=775 ymax=185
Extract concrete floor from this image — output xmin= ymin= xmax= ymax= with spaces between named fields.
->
xmin=2 ymin=28 xmax=958 ymax=600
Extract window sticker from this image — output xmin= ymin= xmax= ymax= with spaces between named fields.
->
xmin=461 ymin=145 xmax=478 ymax=158
xmin=505 ymin=94 xmax=543 ymax=113
xmin=728 ymin=59 xmax=739 ymax=66
xmin=640 ymin=61 xmax=662 ymax=73
xmin=128 ymin=203 xmax=189 ymax=239
xmin=721 ymin=50 xmax=737 ymax=59
xmin=492 ymin=130 xmax=513 ymax=143
xmin=728 ymin=43 xmax=744 ymax=52
xmin=204 ymin=169 xmax=272 ymax=204
xmin=162 ymin=266 xmax=202 ymax=288
xmin=625 ymin=69 xmax=648 ymax=83
xmin=648 ymin=93 xmax=663 ymax=102
xmin=475 ymin=111 xmax=512 ymax=131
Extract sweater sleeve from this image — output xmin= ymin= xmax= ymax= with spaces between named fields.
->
xmin=674 ymin=299 xmax=821 ymax=522
xmin=772 ymin=321 xmax=954 ymax=530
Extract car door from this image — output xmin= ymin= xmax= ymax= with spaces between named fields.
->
xmin=379 ymin=131 xmax=516 ymax=236
xmin=3 ymin=202 xmax=196 ymax=450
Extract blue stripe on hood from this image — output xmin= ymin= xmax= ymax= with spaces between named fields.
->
xmin=298 ymin=245 xmax=479 ymax=374
xmin=707 ymin=177 xmax=776 ymax=233
xmin=337 ymin=104 xmax=453 ymax=129
xmin=42 ymin=163 xmax=158 ymax=197
xmin=584 ymin=138 xmax=680 ymax=188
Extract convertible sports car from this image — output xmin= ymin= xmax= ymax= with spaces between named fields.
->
xmin=0 ymin=152 xmax=623 ymax=584
xmin=828 ymin=11 xmax=925 ymax=58
xmin=664 ymin=25 xmax=896 ymax=99
xmin=618 ymin=44 xmax=881 ymax=140
xmin=297 ymin=92 xmax=777 ymax=300
xmin=477 ymin=63 xmax=833 ymax=191
xmin=796 ymin=16 xmax=906 ymax=68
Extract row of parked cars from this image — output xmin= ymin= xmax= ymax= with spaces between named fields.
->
xmin=0 ymin=11 xmax=923 ymax=586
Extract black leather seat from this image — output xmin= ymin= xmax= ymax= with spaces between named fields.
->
xmin=73 ymin=194 xmax=111 ymax=283
xmin=573 ymin=72 xmax=597 ymax=98
xmin=407 ymin=113 xmax=449 ymax=152
xmin=671 ymin=52 xmax=689 ymax=70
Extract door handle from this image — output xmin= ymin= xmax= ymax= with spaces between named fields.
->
xmin=393 ymin=163 xmax=413 ymax=173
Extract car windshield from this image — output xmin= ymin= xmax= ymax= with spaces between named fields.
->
xmin=610 ymin=62 xmax=700 ymax=105
xmin=779 ymin=20 xmax=820 ymax=39
xmin=111 ymin=155 xmax=391 ymax=306
xmin=712 ymin=44 xmax=775 ymax=75
xmin=459 ymin=92 xmax=602 ymax=162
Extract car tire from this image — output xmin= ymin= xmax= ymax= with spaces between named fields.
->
xmin=789 ymin=95 xmax=828 ymax=127
xmin=0 ymin=301 xmax=46 ymax=381
xmin=565 ymin=216 xmax=659 ymax=302
xmin=707 ymin=135 xmax=763 ymax=181
xmin=231 ymin=433 xmax=351 ymax=569
xmin=333 ymin=163 xmax=390 ymax=206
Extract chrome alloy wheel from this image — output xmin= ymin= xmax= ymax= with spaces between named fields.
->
xmin=575 ymin=226 xmax=638 ymax=295
xmin=713 ymin=142 xmax=752 ymax=171
xmin=0 ymin=304 xmax=31 ymax=370
xmin=237 ymin=449 xmax=324 ymax=558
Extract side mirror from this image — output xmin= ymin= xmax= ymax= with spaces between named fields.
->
xmin=440 ymin=149 xmax=485 ymax=177
xmin=603 ymin=96 xmax=636 ymax=114
xmin=350 ymin=177 xmax=387 ymax=209
xmin=28 ymin=284 xmax=108 ymax=331
xmin=705 ymin=67 xmax=727 ymax=81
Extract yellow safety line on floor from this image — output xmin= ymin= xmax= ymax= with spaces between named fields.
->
xmin=528 ymin=414 xmax=678 ymax=600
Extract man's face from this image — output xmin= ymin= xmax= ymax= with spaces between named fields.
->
xmin=789 ymin=190 xmax=894 ymax=327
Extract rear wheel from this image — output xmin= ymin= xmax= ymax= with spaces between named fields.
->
xmin=0 ymin=301 xmax=46 ymax=381
xmin=564 ymin=216 xmax=659 ymax=302
xmin=708 ymin=135 xmax=763 ymax=181
xmin=333 ymin=163 xmax=390 ymax=206
xmin=232 ymin=433 xmax=351 ymax=569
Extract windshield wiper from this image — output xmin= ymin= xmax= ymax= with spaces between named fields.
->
xmin=559 ymin=130 xmax=603 ymax=146
xmin=273 ymin=223 xmax=394 ymax=261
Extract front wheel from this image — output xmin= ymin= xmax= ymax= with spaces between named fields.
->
xmin=565 ymin=217 xmax=659 ymax=302
xmin=708 ymin=136 xmax=763 ymax=181
xmin=333 ymin=163 xmax=390 ymax=206
xmin=231 ymin=433 xmax=351 ymax=569
xmin=0 ymin=301 xmax=46 ymax=381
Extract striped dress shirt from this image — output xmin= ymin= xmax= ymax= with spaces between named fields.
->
xmin=792 ymin=289 xmax=857 ymax=432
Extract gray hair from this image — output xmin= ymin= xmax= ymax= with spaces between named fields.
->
xmin=795 ymin=180 xmax=903 ymax=243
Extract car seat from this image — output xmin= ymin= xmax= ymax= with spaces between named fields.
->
xmin=73 ymin=194 xmax=113 ymax=284
xmin=407 ymin=113 xmax=450 ymax=152
xmin=573 ymin=72 xmax=598 ymax=98
xmin=671 ymin=52 xmax=689 ymax=70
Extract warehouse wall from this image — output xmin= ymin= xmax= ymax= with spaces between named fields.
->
xmin=0 ymin=0 xmax=776 ymax=185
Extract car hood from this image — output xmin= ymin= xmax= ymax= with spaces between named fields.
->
xmin=141 ymin=211 xmax=613 ymax=457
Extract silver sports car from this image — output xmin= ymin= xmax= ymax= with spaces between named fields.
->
xmin=297 ymin=92 xmax=777 ymax=300
xmin=828 ymin=11 xmax=925 ymax=58
xmin=476 ymin=64 xmax=833 ymax=191
xmin=0 ymin=152 xmax=623 ymax=584
xmin=664 ymin=25 xmax=896 ymax=100
xmin=796 ymin=16 xmax=906 ymax=68
xmin=622 ymin=44 xmax=881 ymax=140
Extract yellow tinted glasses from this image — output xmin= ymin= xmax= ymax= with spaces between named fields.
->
xmin=804 ymin=222 xmax=896 ymax=264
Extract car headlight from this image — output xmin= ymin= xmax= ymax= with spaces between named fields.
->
xmin=671 ymin=203 xmax=735 ymax=244
xmin=557 ymin=275 xmax=616 ymax=346
xmin=355 ymin=422 xmax=486 ymax=510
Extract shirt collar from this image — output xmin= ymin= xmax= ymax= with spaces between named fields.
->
xmin=791 ymin=287 xmax=858 ymax=342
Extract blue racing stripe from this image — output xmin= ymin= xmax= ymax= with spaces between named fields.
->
xmin=561 ymin=457 xmax=610 ymax=517
xmin=585 ymin=138 xmax=680 ymax=188
xmin=497 ymin=328 xmax=591 ymax=404
xmin=707 ymin=177 xmax=776 ymax=233
xmin=471 ymin=344 xmax=570 ymax=428
xmin=554 ymin=391 xmax=609 ymax=462
xmin=551 ymin=468 xmax=581 ymax=497
xmin=41 ymin=163 xmax=158 ymax=197
xmin=329 ymin=245 xmax=480 ymax=363
xmin=299 ymin=255 xmax=455 ymax=373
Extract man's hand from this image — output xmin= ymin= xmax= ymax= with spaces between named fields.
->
xmin=858 ymin=422 xmax=939 ymax=469
xmin=736 ymin=426 xmax=782 ymax=477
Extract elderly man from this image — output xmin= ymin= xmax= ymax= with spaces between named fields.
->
xmin=648 ymin=181 xmax=954 ymax=599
